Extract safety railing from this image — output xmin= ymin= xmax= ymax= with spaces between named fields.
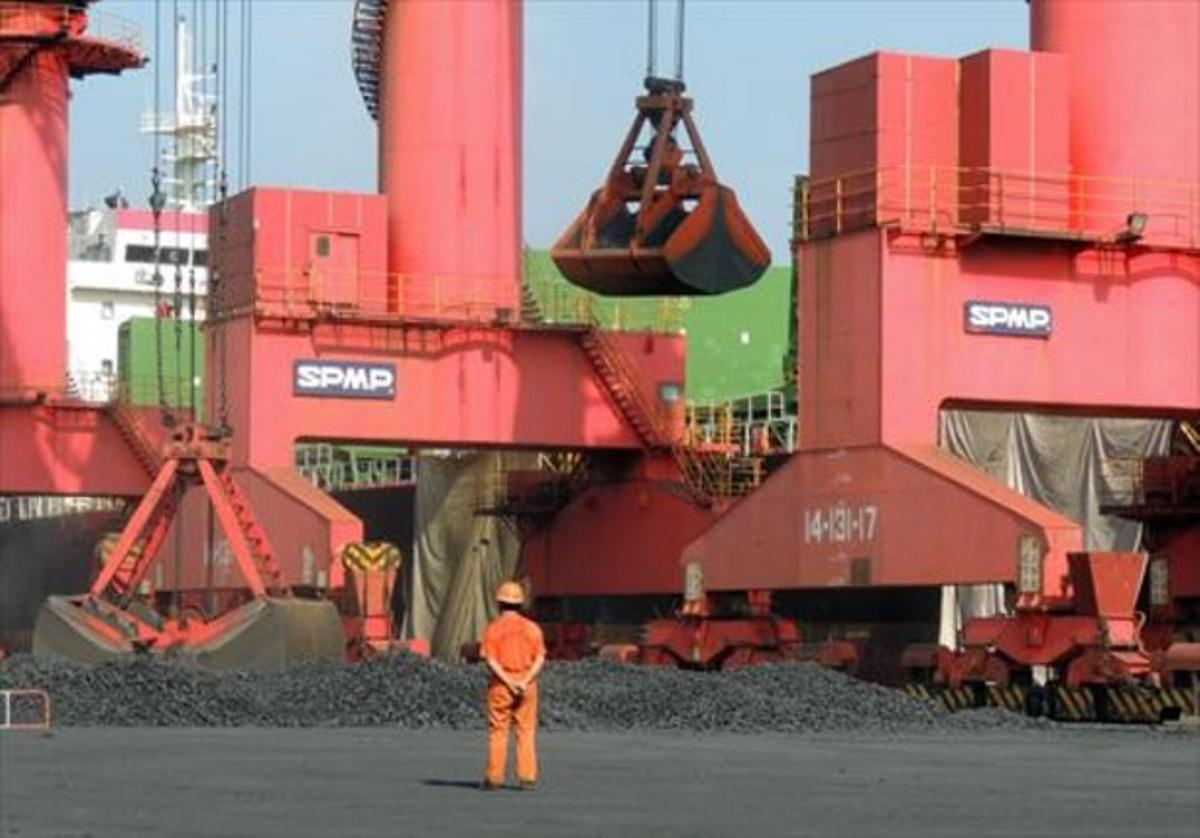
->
xmin=81 ymin=8 xmax=144 ymax=54
xmin=295 ymin=443 xmax=417 ymax=493
xmin=0 ymin=495 xmax=127 ymax=524
xmin=795 ymin=166 xmax=1200 ymax=250
xmin=674 ymin=444 xmax=766 ymax=501
xmin=524 ymin=276 xmax=691 ymax=333
xmin=245 ymin=267 xmax=690 ymax=334
xmin=67 ymin=371 xmax=202 ymax=411
xmin=66 ymin=369 xmax=118 ymax=403
xmin=0 ymin=3 xmax=143 ymax=53
xmin=1 ymin=689 xmax=52 ymax=732
xmin=116 ymin=376 xmax=203 ymax=412
xmin=1099 ymin=456 xmax=1200 ymax=511
xmin=685 ymin=389 xmax=798 ymax=456
xmin=1097 ymin=457 xmax=1143 ymax=508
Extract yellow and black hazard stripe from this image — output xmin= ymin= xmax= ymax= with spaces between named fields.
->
xmin=1156 ymin=686 xmax=1197 ymax=718
xmin=905 ymin=683 xmax=936 ymax=704
xmin=938 ymin=685 xmax=977 ymax=711
xmin=985 ymin=684 xmax=1028 ymax=714
xmin=1102 ymin=686 xmax=1198 ymax=724
xmin=341 ymin=542 xmax=402 ymax=572
xmin=910 ymin=681 xmax=1196 ymax=723
xmin=1100 ymin=686 xmax=1161 ymax=724
xmin=1051 ymin=684 xmax=1098 ymax=722
xmin=904 ymin=684 xmax=979 ymax=711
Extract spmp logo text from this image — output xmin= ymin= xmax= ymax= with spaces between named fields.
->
xmin=293 ymin=361 xmax=397 ymax=399
xmin=964 ymin=301 xmax=1052 ymax=338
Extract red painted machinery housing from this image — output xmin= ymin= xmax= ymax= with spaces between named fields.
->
xmin=523 ymin=0 xmax=1200 ymax=718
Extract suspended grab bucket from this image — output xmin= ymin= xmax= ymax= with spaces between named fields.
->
xmin=552 ymin=78 xmax=771 ymax=297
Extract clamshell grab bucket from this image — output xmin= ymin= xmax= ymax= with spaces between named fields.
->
xmin=31 ymin=425 xmax=344 ymax=672
xmin=33 ymin=595 xmax=344 ymax=671
xmin=552 ymin=79 xmax=771 ymax=297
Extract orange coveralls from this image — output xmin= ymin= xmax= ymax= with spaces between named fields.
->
xmin=481 ymin=611 xmax=546 ymax=786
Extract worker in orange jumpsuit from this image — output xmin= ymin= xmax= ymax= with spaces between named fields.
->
xmin=480 ymin=581 xmax=546 ymax=791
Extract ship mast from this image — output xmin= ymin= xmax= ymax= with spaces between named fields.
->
xmin=142 ymin=17 xmax=216 ymax=212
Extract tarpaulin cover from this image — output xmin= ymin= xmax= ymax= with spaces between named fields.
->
xmin=936 ymin=410 xmax=1173 ymax=645
xmin=406 ymin=452 xmax=530 ymax=661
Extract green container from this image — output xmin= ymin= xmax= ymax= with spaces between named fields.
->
xmin=522 ymin=249 xmax=793 ymax=403
xmin=117 ymin=317 xmax=206 ymax=412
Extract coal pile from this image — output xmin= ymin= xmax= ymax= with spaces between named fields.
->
xmin=0 ymin=654 xmax=1042 ymax=732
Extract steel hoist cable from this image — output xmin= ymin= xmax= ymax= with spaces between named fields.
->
xmin=172 ymin=0 xmax=184 ymax=422
xmin=187 ymin=0 xmax=203 ymax=419
xmin=214 ymin=0 xmax=232 ymax=434
xmin=644 ymin=0 xmax=686 ymax=82
xmin=245 ymin=0 xmax=253 ymax=187
xmin=150 ymin=0 xmax=172 ymax=427
xmin=675 ymin=0 xmax=685 ymax=81
xmin=237 ymin=0 xmax=253 ymax=190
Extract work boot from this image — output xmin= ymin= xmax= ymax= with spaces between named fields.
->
xmin=517 ymin=780 xmax=536 ymax=791
xmin=480 ymin=780 xmax=502 ymax=792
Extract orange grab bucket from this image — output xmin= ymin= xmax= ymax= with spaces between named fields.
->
xmin=551 ymin=79 xmax=771 ymax=297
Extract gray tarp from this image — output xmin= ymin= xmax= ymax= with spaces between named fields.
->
xmin=936 ymin=411 xmax=1173 ymax=646
xmin=405 ymin=452 xmax=528 ymax=661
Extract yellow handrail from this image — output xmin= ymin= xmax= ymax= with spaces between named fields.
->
xmin=796 ymin=164 xmax=1200 ymax=248
xmin=238 ymin=267 xmax=690 ymax=334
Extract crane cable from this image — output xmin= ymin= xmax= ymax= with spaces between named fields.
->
xmin=204 ymin=0 xmax=228 ymax=615
xmin=213 ymin=0 xmax=233 ymax=435
xmin=150 ymin=0 xmax=170 ymax=426
xmin=675 ymin=0 xmax=685 ymax=81
xmin=172 ymin=0 xmax=184 ymax=430
xmin=187 ymin=0 xmax=201 ymax=419
xmin=170 ymin=0 xmax=185 ymax=621
xmin=645 ymin=0 xmax=685 ymax=82
xmin=238 ymin=0 xmax=253 ymax=190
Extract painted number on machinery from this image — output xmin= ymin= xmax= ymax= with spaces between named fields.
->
xmin=293 ymin=360 xmax=397 ymax=399
xmin=803 ymin=503 xmax=879 ymax=545
xmin=963 ymin=301 xmax=1052 ymax=338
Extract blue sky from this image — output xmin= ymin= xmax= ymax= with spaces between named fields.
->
xmin=72 ymin=0 xmax=1028 ymax=261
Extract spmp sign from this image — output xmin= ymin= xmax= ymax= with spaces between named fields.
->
xmin=294 ymin=360 xmax=396 ymax=399
xmin=964 ymin=301 xmax=1052 ymax=338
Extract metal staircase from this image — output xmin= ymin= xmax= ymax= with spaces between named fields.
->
xmin=579 ymin=326 xmax=766 ymax=503
xmin=351 ymin=0 xmax=387 ymax=121
xmin=218 ymin=470 xmax=284 ymax=594
xmin=579 ymin=328 xmax=673 ymax=449
xmin=676 ymin=446 xmax=766 ymax=500
xmin=109 ymin=402 xmax=162 ymax=476
xmin=520 ymin=282 xmax=545 ymax=324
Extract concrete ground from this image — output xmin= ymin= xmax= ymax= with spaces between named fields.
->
xmin=1 ymin=728 xmax=1197 ymax=837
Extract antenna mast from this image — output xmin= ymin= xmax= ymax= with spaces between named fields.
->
xmin=142 ymin=17 xmax=217 ymax=212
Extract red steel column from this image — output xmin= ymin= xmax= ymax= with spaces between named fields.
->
xmin=0 ymin=2 xmax=142 ymax=397
xmin=1030 ymin=0 xmax=1200 ymax=238
xmin=0 ymin=17 xmax=69 ymax=396
xmin=378 ymin=0 xmax=522 ymax=320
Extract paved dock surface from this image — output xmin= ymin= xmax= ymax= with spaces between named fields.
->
xmin=2 ymin=728 xmax=1197 ymax=837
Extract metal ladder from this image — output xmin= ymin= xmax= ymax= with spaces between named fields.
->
xmin=109 ymin=402 xmax=162 ymax=476
xmin=218 ymin=470 xmax=284 ymax=594
xmin=351 ymin=0 xmax=388 ymax=122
